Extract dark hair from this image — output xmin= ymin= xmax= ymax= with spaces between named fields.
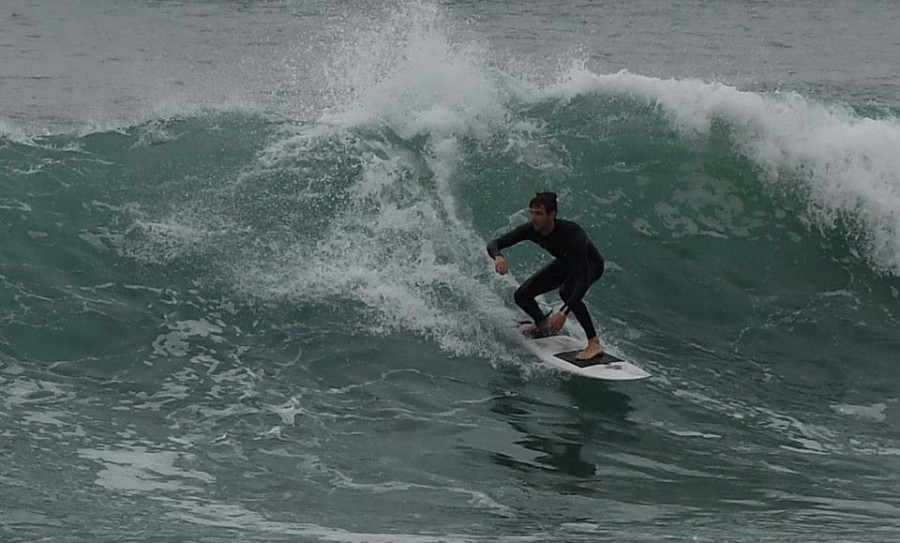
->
xmin=529 ymin=192 xmax=557 ymax=213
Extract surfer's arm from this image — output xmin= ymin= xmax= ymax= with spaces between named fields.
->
xmin=486 ymin=224 xmax=531 ymax=259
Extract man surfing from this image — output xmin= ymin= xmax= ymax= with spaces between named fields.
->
xmin=487 ymin=192 xmax=606 ymax=360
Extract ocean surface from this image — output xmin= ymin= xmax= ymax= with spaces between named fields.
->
xmin=3 ymin=1 xmax=900 ymax=541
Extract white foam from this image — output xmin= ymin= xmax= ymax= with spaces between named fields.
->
xmin=538 ymin=65 xmax=900 ymax=273
xmin=324 ymin=1 xmax=505 ymax=142
xmin=165 ymin=495 xmax=540 ymax=542
xmin=831 ymin=402 xmax=888 ymax=422
xmin=0 ymin=199 xmax=32 ymax=213
xmin=236 ymin=3 xmax=522 ymax=360
xmin=78 ymin=446 xmax=214 ymax=493
xmin=673 ymin=388 xmax=842 ymax=454
xmin=328 ymin=468 xmax=515 ymax=518
xmin=2 ymin=379 xmax=73 ymax=407
xmin=124 ymin=208 xmax=245 ymax=265
xmin=152 ymin=319 xmax=225 ymax=358
xmin=668 ymin=430 xmax=722 ymax=439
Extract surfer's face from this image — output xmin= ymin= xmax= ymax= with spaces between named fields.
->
xmin=530 ymin=205 xmax=555 ymax=233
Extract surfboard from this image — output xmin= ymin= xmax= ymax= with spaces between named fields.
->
xmin=522 ymin=333 xmax=651 ymax=381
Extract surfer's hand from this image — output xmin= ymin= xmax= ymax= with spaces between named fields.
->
xmin=548 ymin=312 xmax=566 ymax=332
xmin=494 ymin=256 xmax=508 ymax=275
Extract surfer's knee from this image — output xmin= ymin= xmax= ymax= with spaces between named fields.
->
xmin=513 ymin=284 xmax=530 ymax=308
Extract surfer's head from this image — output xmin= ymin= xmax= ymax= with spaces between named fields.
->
xmin=530 ymin=192 xmax=557 ymax=214
xmin=529 ymin=192 xmax=557 ymax=233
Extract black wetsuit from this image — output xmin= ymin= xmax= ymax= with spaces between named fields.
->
xmin=487 ymin=219 xmax=605 ymax=338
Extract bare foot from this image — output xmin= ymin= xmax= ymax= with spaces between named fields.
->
xmin=575 ymin=338 xmax=604 ymax=360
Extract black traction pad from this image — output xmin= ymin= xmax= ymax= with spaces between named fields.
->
xmin=554 ymin=350 xmax=623 ymax=368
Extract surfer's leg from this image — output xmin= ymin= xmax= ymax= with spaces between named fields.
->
xmin=563 ymin=299 xmax=604 ymax=359
xmin=514 ymin=260 xmax=568 ymax=326
xmin=560 ymin=294 xmax=597 ymax=339
xmin=559 ymin=264 xmax=605 ymax=359
xmin=559 ymin=264 xmax=603 ymax=338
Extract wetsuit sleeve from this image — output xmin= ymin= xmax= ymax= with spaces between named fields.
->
xmin=562 ymin=229 xmax=593 ymax=309
xmin=486 ymin=224 xmax=532 ymax=259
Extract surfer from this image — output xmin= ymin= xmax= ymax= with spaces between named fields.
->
xmin=487 ymin=192 xmax=605 ymax=360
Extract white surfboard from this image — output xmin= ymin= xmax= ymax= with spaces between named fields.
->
xmin=522 ymin=334 xmax=651 ymax=381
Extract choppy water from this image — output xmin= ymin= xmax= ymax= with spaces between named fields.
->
xmin=3 ymin=1 xmax=900 ymax=541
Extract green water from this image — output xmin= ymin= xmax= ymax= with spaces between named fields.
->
xmin=3 ymin=1 xmax=900 ymax=541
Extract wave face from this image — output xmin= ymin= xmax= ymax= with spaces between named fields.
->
xmin=3 ymin=1 xmax=900 ymax=541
